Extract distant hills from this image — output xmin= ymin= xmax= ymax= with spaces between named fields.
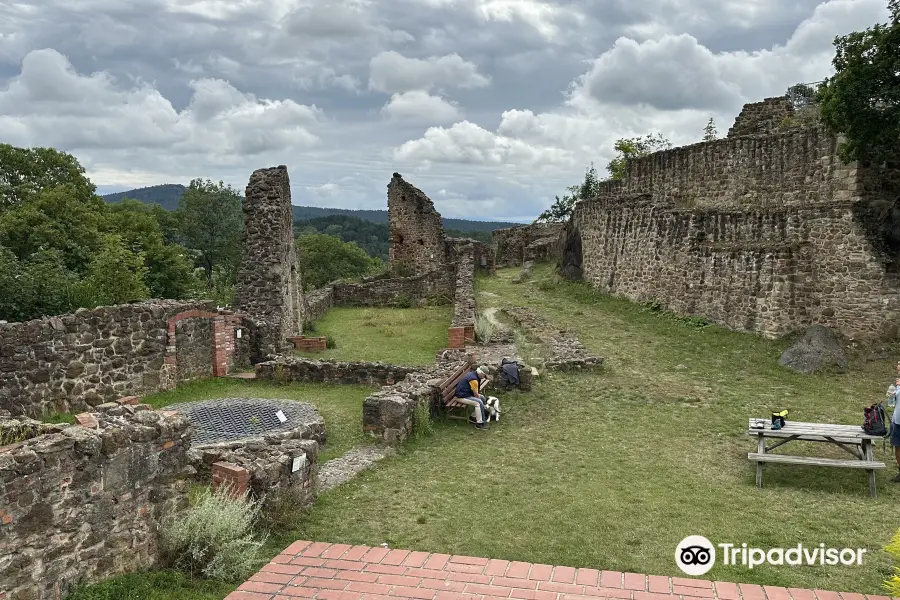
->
xmin=102 ymin=184 xmax=523 ymax=232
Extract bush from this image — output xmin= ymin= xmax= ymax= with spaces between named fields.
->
xmin=395 ymin=293 xmax=412 ymax=309
xmin=412 ymin=402 xmax=434 ymax=440
xmin=161 ymin=485 xmax=266 ymax=582
xmin=325 ymin=337 xmax=337 ymax=349
xmin=475 ymin=312 xmax=494 ymax=344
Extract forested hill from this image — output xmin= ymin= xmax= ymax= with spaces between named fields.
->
xmin=102 ymin=185 xmax=523 ymax=232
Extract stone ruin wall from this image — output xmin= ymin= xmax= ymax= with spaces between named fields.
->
xmin=727 ymin=97 xmax=795 ymax=138
xmin=569 ymin=119 xmax=900 ymax=340
xmin=387 ymin=173 xmax=446 ymax=275
xmin=446 ymin=237 xmax=494 ymax=272
xmin=493 ymin=223 xmax=565 ymax=268
xmin=0 ymin=300 xmax=248 ymax=419
xmin=235 ymin=166 xmax=304 ymax=362
xmin=0 ymin=409 xmax=192 ymax=599
xmin=449 ymin=245 xmax=477 ymax=348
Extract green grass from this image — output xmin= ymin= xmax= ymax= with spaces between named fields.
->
xmin=142 ymin=378 xmax=375 ymax=462
xmin=67 ymin=570 xmax=234 ymax=600
xmin=75 ymin=265 xmax=900 ymax=595
xmin=297 ymin=306 xmax=451 ymax=366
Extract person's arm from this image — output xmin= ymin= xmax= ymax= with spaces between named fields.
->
xmin=469 ymin=378 xmax=479 ymax=397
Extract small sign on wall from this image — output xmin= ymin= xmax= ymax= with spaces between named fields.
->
xmin=292 ymin=454 xmax=307 ymax=473
xmin=275 ymin=410 xmax=287 ymax=423
xmin=236 ymin=329 xmax=242 ymax=338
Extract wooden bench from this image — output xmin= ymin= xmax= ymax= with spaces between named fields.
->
xmin=747 ymin=418 xmax=887 ymax=497
xmin=439 ymin=361 xmax=473 ymax=419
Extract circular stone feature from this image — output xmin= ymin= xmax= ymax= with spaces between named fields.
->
xmin=173 ymin=398 xmax=323 ymax=446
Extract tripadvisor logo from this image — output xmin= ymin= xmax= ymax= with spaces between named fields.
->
xmin=675 ymin=536 xmax=868 ymax=576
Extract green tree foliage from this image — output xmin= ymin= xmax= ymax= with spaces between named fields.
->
xmin=0 ymin=144 xmax=96 ymax=211
xmin=0 ymin=247 xmax=76 ymax=322
xmin=72 ymin=235 xmax=150 ymax=307
xmin=296 ymin=233 xmax=383 ymax=289
xmin=606 ymin=133 xmax=672 ymax=180
xmin=294 ymin=215 xmax=390 ymax=260
xmin=703 ymin=118 xmax=718 ymax=142
xmin=536 ymin=163 xmax=602 ymax=223
xmin=175 ymin=179 xmax=243 ymax=284
xmin=818 ymin=1 xmax=899 ymax=164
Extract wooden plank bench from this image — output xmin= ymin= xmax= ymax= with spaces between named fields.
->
xmin=747 ymin=418 xmax=887 ymax=497
xmin=440 ymin=361 xmax=473 ymax=419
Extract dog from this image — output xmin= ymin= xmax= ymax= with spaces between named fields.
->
xmin=483 ymin=396 xmax=501 ymax=422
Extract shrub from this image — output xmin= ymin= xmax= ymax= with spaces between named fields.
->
xmin=161 ymin=485 xmax=266 ymax=582
xmin=412 ymin=402 xmax=434 ymax=440
xmin=395 ymin=293 xmax=412 ymax=309
xmin=325 ymin=337 xmax=337 ymax=349
xmin=475 ymin=312 xmax=494 ymax=344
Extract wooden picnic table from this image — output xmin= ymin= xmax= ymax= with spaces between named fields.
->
xmin=746 ymin=418 xmax=886 ymax=497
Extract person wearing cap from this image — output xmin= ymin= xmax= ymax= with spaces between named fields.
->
xmin=891 ymin=361 xmax=900 ymax=482
xmin=454 ymin=366 xmax=490 ymax=430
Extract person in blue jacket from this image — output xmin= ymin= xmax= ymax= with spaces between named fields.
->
xmin=455 ymin=366 xmax=490 ymax=430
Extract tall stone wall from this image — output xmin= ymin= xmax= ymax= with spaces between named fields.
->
xmin=0 ymin=409 xmax=192 ymax=599
xmin=493 ymin=223 xmax=565 ymax=268
xmin=0 ymin=301 xmax=246 ymax=418
xmin=387 ymin=173 xmax=446 ymax=275
xmin=727 ymin=97 xmax=794 ymax=138
xmin=571 ymin=117 xmax=900 ymax=340
xmin=235 ymin=166 xmax=303 ymax=362
xmin=448 ymin=245 xmax=476 ymax=348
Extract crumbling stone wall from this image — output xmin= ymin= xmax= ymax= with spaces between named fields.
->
xmin=727 ymin=97 xmax=794 ymax=138
xmin=0 ymin=409 xmax=191 ymax=599
xmin=572 ymin=116 xmax=900 ymax=340
xmin=256 ymin=358 xmax=415 ymax=386
xmin=449 ymin=245 xmax=476 ymax=348
xmin=304 ymin=287 xmax=334 ymax=327
xmin=331 ymin=269 xmax=456 ymax=307
xmin=446 ymin=237 xmax=494 ymax=272
xmin=0 ymin=301 xmax=245 ymax=419
xmin=493 ymin=223 xmax=565 ymax=268
xmin=387 ymin=173 xmax=446 ymax=275
xmin=235 ymin=166 xmax=303 ymax=361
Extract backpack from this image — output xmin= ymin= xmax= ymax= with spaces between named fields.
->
xmin=863 ymin=402 xmax=889 ymax=437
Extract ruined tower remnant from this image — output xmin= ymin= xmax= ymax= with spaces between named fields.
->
xmin=234 ymin=165 xmax=303 ymax=361
xmin=387 ymin=173 xmax=446 ymax=275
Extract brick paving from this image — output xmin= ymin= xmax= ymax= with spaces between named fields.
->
xmin=226 ymin=541 xmax=895 ymax=600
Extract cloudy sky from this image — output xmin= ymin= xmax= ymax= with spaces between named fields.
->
xmin=0 ymin=0 xmax=890 ymax=222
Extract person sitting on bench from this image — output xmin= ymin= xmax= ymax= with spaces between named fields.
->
xmin=455 ymin=366 xmax=490 ymax=430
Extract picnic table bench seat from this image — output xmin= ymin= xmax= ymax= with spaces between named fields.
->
xmin=747 ymin=418 xmax=887 ymax=497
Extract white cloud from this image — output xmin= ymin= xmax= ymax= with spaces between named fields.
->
xmin=381 ymin=91 xmax=460 ymax=123
xmin=0 ymin=49 xmax=322 ymax=156
xmin=368 ymin=51 xmax=490 ymax=93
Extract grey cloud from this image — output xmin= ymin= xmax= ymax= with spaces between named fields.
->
xmin=368 ymin=51 xmax=491 ymax=93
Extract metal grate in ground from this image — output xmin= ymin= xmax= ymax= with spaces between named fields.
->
xmin=173 ymin=397 xmax=321 ymax=446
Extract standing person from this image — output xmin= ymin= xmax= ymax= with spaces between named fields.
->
xmin=455 ymin=366 xmax=490 ymax=430
xmin=891 ymin=361 xmax=900 ymax=482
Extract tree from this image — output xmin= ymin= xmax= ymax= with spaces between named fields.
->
xmin=536 ymin=163 xmax=602 ymax=223
xmin=0 ymin=247 xmax=76 ymax=322
xmin=74 ymin=235 xmax=150 ymax=307
xmin=0 ymin=144 xmax=96 ymax=211
xmin=296 ymin=233 xmax=383 ymax=289
xmin=606 ymin=133 xmax=672 ymax=180
xmin=175 ymin=179 xmax=243 ymax=284
xmin=703 ymin=118 xmax=718 ymax=142
xmin=818 ymin=0 xmax=900 ymax=165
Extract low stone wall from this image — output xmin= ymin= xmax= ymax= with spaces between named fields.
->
xmin=363 ymin=361 xmax=465 ymax=443
xmin=331 ymin=268 xmax=456 ymax=307
xmin=449 ymin=245 xmax=477 ymax=348
xmin=0 ymin=300 xmax=249 ymax=419
xmin=493 ymin=223 xmax=565 ymax=268
xmin=256 ymin=358 xmax=415 ymax=386
xmin=502 ymin=307 xmax=603 ymax=370
xmin=447 ymin=237 xmax=494 ymax=272
xmin=0 ymin=408 xmax=192 ymax=599
xmin=304 ymin=287 xmax=334 ymax=326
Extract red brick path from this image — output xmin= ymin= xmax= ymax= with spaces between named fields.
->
xmin=225 ymin=541 xmax=894 ymax=600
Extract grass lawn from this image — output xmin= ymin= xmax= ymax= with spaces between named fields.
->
xmin=74 ymin=265 xmax=900 ymax=596
xmin=296 ymin=306 xmax=451 ymax=366
xmin=142 ymin=378 xmax=375 ymax=462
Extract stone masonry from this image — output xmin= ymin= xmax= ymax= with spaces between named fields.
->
xmin=449 ymin=244 xmax=477 ymax=348
xmin=567 ymin=105 xmax=900 ymax=341
xmin=0 ymin=300 xmax=247 ymax=419
xmin=0 ymin=408 xmax=192 ymax=599
xmin=727 ymin=97 xmax=795 ymax=138
xmin=493 ymin=223 xmax=565 ymax=268
xmin=235 ymin=166 xmax=304 ymax=362
xmin=388 ymin=173 xmax=446 ymax=275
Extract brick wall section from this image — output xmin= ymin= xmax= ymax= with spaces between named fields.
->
xmin=288 ymin=336 xmax=327 ymax=352
xmin=727 ymin=97 xmax=794 ymax=138
xmin=572 ymin=113 xmax=900 ymax=341
xmin=493 ymin=223 xmax=565 ymax=268
xmin=388 ymin=173 xmax=447 ymax=275
xmin=0 ymin=300 xmax=248 ymax=419
xmin=256 ymin=358 xmax=416 ymax=386
xmin=0 ymin=409 xmax=192 ymax=599
xmin=235 ymin=165 xmax=304 ymax=362
xmin=212 ymin=462 xmax=251 ymax=496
